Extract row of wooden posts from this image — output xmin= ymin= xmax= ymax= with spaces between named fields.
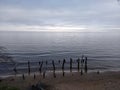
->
xmin=13 ymin=55 xmax=88 ymax=80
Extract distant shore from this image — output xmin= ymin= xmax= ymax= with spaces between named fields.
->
xmin=0 ymin=71 xmax=120 ymax=90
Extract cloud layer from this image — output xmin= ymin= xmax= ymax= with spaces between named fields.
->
xmin=0 ymin=0 xmax=120 ymax=32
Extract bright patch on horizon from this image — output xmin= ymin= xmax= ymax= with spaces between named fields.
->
xmin=0 ymin=24 xmax=87 ymax=32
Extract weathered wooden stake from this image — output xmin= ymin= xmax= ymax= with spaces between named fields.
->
xmin=81 ymin=69 xmax=83 ymax=75
xmin=52 ymin=60 xmax=55 ymax=71
xmin=39 ymin=61 xmax=41 ymax=72
xmin=70 ymin=58 xmax=72 ymax=72
xmin=81 ymin=56 xmax=84 ymax=75
xmin=53 ymin=72 xmax=56 ymax=78
xmin=28 ymin=61 xmax=30 ymax=75
xmin=43 ymin=71 xmax=46 ymax=79
xmin=62 ymin=59 xmax=66 ymax=72
xmin=52 ymin=60 xmax=56 ymax=78
xmin=77 ymin=58 xmax=80 ymax=72
xmin=39 ymin=61 xmax=43 ymax=73
xmin=63 ymin=71 xmax=65 ymax=77
xmin=62 ymin=59 xmax=66 ymax=77
xmin=34 ymin=74 xmax=36 ymax=79
xmin=84 ymin=57 xmax=88 ymax=73
xmin=13 ymin=66 xmax=17 ymax=75
xmin=45 ymin=61 xmax=48 ymax=72
xmin=22 ymin=74 xmax=25 ymax=80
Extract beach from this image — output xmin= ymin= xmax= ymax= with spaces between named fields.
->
xmin=0 ymin=71 xmax=120 ymax=90
xmin=0 ymin=0 xmax=120 ymax=90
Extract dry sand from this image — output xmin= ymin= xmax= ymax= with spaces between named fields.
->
xmin=0 ymin=71 xmax=120 ymax=90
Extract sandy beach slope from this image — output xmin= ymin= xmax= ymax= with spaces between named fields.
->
xmin=0 ymin=71 xmax=120 ymax=90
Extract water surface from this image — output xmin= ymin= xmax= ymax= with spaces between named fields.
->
xmin=0 ymin=31 xmax=120 ymax=76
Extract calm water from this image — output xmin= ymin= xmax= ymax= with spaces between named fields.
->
xmin=0 ymin=31 xmax=120 ymax=76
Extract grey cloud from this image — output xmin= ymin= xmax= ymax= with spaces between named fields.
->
xmin=0 ymin=0 xmax=120 ymax=31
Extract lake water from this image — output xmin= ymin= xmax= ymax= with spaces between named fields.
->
xmin=0 ymin=31 xmax=120 ymax=76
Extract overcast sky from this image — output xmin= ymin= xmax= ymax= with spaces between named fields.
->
xmin=0 ymin=0 xmax=120 ymax=32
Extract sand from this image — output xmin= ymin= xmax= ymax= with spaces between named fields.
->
xmin=0 ymin=71 xmax=120 ymax=90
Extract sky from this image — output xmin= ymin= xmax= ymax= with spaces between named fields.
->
xmin=0 ymin=0 xmax=120 ymax=32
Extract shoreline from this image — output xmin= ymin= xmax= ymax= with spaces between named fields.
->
xmin=1 ymin=71 xmax=120 ymax=90
xmin=1 ymin=68 xmax=120 ymax=79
